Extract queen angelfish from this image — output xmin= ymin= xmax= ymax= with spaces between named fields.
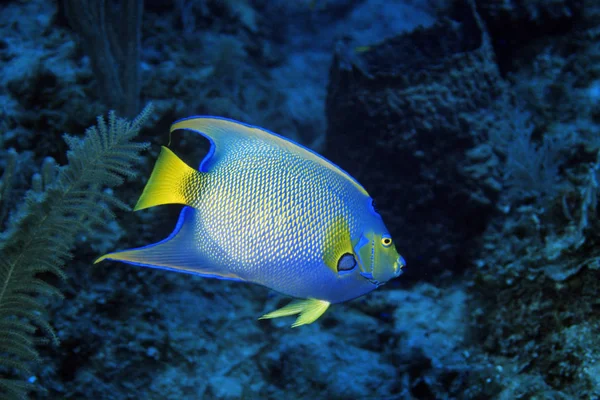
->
xmin=96 ymin=117 xmax=405 ymax=327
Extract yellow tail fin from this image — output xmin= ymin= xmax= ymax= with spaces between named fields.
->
xmin=134 ymin=146 xmax=199 ymax=211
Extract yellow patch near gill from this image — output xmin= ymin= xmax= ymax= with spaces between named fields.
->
xmin=322 ymin=215 xmax=354 ymax=274
xmin=134 ymin=146 xmax=200 ymax=211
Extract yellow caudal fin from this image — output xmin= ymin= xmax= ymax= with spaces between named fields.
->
xmin=259 ymin=299 xmax=330 ymax=327
xmin=134 ymin=146 xmax=200 ymax=211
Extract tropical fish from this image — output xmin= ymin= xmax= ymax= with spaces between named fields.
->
xmin=95 ymin=117 xmax=405 ymax=327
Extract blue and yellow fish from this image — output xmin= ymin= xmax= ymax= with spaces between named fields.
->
xmin=96 ymin=117 xmax=405 ymax=327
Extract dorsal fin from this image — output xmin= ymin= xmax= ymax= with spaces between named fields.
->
xmin=170 ymin=116 xmax=368 ymax=195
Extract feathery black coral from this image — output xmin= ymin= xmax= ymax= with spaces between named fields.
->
xmin=0 ymin=105 xmax=152 ymax=399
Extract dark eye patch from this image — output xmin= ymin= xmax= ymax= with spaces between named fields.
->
xmin=337 ymin=253 xmax=357 ymax=272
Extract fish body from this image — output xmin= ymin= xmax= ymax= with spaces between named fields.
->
xmin=96 ymin=117 xmax=404 ymax=326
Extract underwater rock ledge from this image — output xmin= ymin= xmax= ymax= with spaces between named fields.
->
xmin=325 ymin=3 xmax=504 ymax=281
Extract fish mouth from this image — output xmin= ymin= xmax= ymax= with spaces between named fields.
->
xmin=394 ymin=255 xmax=406 ymax=277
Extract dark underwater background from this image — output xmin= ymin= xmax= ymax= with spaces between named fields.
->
xmin=1 ymin=0 xmax=599 ymax=399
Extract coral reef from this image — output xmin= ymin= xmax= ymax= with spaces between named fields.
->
xmin=325 ymin=1 xmax=504 ymax=281
xmin=0 ymin=106 xmax=151 ymax=399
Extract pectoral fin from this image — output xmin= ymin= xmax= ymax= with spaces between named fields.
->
xmin=259 ymin=298 xmax=330 ymax=327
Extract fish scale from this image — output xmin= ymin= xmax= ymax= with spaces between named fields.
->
xmin=215 ymin=153 xmax=355 ymax=295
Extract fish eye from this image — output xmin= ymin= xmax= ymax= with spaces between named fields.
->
xmin=381 ymin=235 xmax=392 ymax=247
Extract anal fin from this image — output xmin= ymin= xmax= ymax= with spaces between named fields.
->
xmin=259 ymin=298 xmax=330 ymax=327
xmin=94 ymin=207 xmax=243 ymax=282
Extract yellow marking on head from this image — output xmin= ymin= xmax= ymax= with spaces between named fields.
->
xmin=170 ymin=117 xmax=369 ymax=196
xmin=134 ymin=146 xmax=201 ymax=211
xmin=371 ymin=232 xmax=403 ymax=283
xmin=259 ymin=298 xmax=330 ymax=327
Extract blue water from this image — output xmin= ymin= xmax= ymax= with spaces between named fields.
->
xmin=0 ymin=0 xmax=598 ymax=398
